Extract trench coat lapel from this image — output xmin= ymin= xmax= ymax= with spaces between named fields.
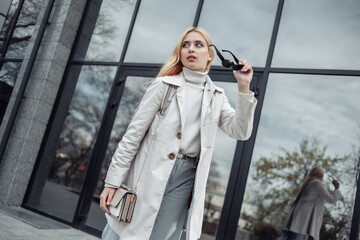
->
xmin=175 ymin=73 xmax=186 ymax=132
xmin=162 ymin=73 xmax=186 ymax=132
xmin=201 ymin=76 xmax=215 ymax=126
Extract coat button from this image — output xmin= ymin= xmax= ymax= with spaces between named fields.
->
xmin=168 ymin=153 xmax=175 ymax=160
xmin=177 ymin=132 xmax=182 ymax=139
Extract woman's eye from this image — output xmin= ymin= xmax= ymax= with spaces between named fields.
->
xmin=182 ymin=43 xmax=189 ymax=48
xmin=196 ymin=43 xmax=203 ymax=47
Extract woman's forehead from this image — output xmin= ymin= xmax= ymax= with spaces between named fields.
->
xmin=183 ymin=31 xmax=206 ymax=42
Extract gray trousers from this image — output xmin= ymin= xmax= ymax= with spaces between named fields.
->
xmin=102 ymin=156 xmax=197 ymax=240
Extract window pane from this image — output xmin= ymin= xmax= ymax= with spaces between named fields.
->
xmin=124 ymin=0 xmax=198 ymax=63
xmin=0 ymin=0 xmax=20 ymax=51
xmin=198 ymin=0 xmax=278 ymax=67
xmin=34 ymin=65 xmax=116 ymax=222
xmin=272 ymin=0 xmax=360 ymax=70
xmin=73 ymin=0 xmax=136 ymax=62
xmin=0 ymin=0 xmax=12 ymax=16
xmin=0 ymin=62 xmax=21 ymax=125
xmin=85 ymin=76 xmax=151 ymax=230
xmin=5 ymin=0 xmax=42 ymax=58
xmin=0 ymin=16 xmax=5 ymax=32
xmin=238 ymin=74 xmax=360 ymax=239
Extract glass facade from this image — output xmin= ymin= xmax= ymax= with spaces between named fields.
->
xmin=0 ymin=0 xmax=42 ymax=126
xmin=124 ymin=0 xmax=198 ymax=63
xmin=13 ymin=0 xmax=359 ymax=239
xmin=73 ymin=0 xmax=137 ymax=62
xmin=198 ymin=0 xmax=278 ymax=67
xmin=272 ymin=0 xmax=360 ymax=70
xmin=35 ymin=65 xmax=116 ymax=221
xmin=239 ymin=74 xmax=360 ymax=238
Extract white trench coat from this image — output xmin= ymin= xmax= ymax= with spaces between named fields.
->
xmin=104 ymin=71 xmax=258 ymax=240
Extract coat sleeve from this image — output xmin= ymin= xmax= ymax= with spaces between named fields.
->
xmin=104 ymin=78 xmax=166 ymax=187
xmin=313 ymin=180 xmax=342 ymax=204
xmin=218 ymin=91 xmax=258 ymax=140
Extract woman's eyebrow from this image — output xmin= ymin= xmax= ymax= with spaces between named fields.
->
xmin=182 ymin=40 xmax=205 ymax=44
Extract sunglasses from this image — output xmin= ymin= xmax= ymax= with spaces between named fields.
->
xmin=210 ymin=44 xmax=244 ymax=70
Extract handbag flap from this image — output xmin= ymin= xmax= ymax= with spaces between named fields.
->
xmin=110 ymin=185 xmax=131 ymax=207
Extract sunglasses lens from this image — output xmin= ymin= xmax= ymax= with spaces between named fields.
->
xmin=222 ymin=60 xmax=233 ymax=68
xmin=233 ymin=64 xmax=243 ymax=70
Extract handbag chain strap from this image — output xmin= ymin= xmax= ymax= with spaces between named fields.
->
xmin=133 ymin=84 xmax=174 ymax=194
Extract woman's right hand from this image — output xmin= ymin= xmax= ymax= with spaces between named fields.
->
xmin=100 ymin=187 xmax=116 ymax=214
xmin=332 ymin=180 xmax=340 ymax=189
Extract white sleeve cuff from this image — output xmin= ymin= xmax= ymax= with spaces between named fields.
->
xmin=104 ymin=182 xmax=119 ymax=188
xmin=238 ymin=91 xmax=256 ymax=103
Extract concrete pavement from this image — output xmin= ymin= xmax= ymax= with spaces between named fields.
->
xmin=0 ymin=206 xmax=100 ymax=240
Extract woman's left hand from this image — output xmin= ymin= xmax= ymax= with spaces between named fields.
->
xmin=233 ymin=59 xmax=253 ymax=94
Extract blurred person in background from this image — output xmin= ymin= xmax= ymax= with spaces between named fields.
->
xmin=277 ymin=166 xmax=341 ymax=240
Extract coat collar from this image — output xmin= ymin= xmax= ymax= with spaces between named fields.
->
xmin=161 ymin=71 xmax=224 ymax=132
xmin=161 ymin=72 xmax=224 ymax=93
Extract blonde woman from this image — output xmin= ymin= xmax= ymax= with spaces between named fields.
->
xmin=99 ymin=27 xmax=257 ymax=240
xmin=278 ymin=167 xmax=341 ymax=240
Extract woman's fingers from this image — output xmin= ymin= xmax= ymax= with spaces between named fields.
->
xmin=100 ymin=187 xmax=115 ymax=214
xmin=239 ymin=59 xmax=251 ymax=72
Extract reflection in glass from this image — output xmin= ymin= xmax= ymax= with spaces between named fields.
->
xmin=0 ymin=0 xmax=19 ymax=51
xmin=0 ymin=62 xmax=21 ymax=125
xmin=0 ymin=17 xmax=5 ymax=32
xmin=85 ymin=76 xmax=151 ymax=230
xmin=73 ymin=0 xmax=136 ymax=62
xmin=0 ymin=0 xmax=19 ymax=37
xmin=238 ymin=74 xmax=360 ymax=239
xmin=198 ymin=0 xmax=278 ymax=67
xmin=36 ymin=65 xmax=116 ymax=221
xmin=201 ymin=81 xmax=238 ymax=238
xmin=272 ymin=0 xmax=360 ymax=70
xmin=5 ymin=0 xmax=42 ymax=58
xmin=124 ymin=0 xmax=197 ymax=63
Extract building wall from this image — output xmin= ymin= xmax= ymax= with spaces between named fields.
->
xmin=0 ymin=0 xmax=86 ymax=205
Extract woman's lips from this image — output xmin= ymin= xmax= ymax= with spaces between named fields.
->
xmin=187 ymin=55 xmax=196 ymax=61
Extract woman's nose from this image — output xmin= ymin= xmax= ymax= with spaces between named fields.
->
xmin=189 ymin=44 xmax=195 ymax=52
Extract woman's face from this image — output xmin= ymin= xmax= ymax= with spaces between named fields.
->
xmin=180 ymin=31 xmax=212 ymax=72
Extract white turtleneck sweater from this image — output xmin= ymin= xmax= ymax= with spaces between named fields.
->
xmin=179 ymin=67 xmax=206 ymax=157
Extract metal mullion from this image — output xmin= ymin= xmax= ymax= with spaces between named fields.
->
xmin=269 ymin=67 xmax=360 ymax=76
xmin=350 ymin=163 xmax=360 ymax=240
xmin=69 ymin=60 xmax=119 ymax=66
xmin=193 ymin=0 xmax=204 ymax=27
xmin=0 ymin=58 xmax=23 ymax=63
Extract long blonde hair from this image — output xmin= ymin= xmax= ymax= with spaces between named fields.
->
xmin=156 ymin=27 xmax=215 ymax=78
xmin=291 ymin=167 xmax=324 ymax=208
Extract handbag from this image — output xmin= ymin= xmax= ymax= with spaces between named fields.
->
xmin=108 ymin=184 xmax=137 ymax=223
xmin=107 ymin=84 xmax=175 ymax=223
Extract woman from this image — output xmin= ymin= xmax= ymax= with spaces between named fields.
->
xmin=99 ymin=27 xmax=257 ymax=240
xmin=278 ymin=167 xmax=341 ymax=240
